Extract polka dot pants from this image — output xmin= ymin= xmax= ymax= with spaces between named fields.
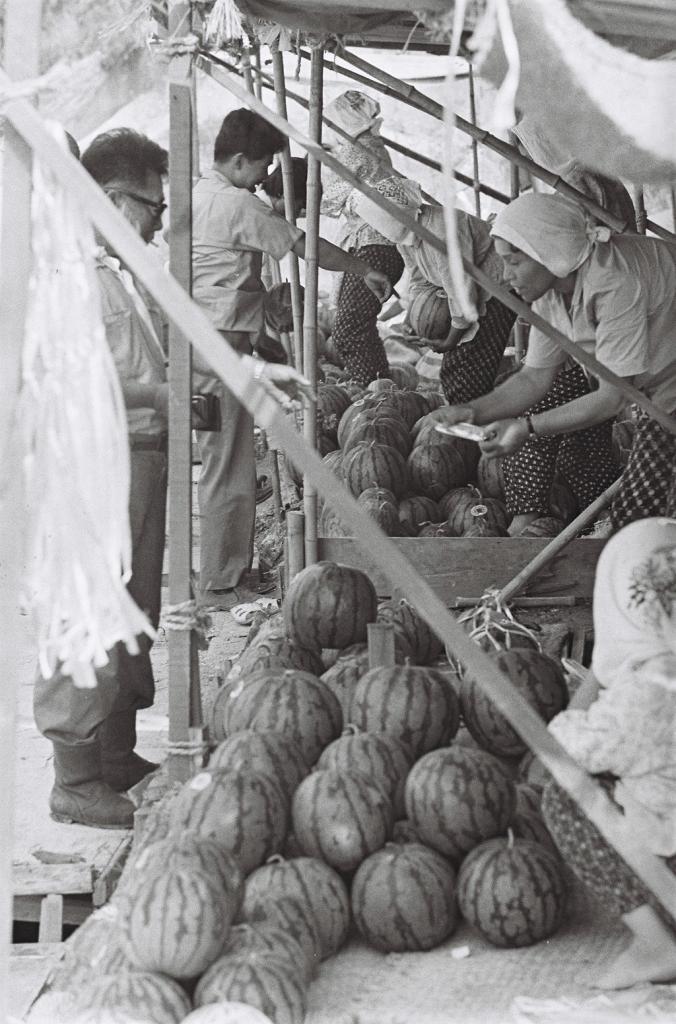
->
xmin=610 ymin=408 xmax=676 ymax=530
xmin=503 ymin=364 xmax=620 ymax=517
xmin=333 ymin=244 xmax=404 ymax=387
xmin=440 ymin=296 xmax=516 ymax=405
xmin=542 ymin=779 xmax=676 ymax=928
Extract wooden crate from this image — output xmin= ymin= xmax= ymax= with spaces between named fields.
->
xmin=317 ymin=536 xmax=604 ymax=603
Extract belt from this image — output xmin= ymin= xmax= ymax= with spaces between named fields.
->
xmin=129 ymin=433 xmax=168 ymax=452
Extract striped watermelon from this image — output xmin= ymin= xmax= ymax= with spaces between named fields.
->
xmin=242 ymin=856 xmax=350 ymax=958
xmin=391 ymin=819 xmax=424 ymax=844
xmin=357 ymin=487 xmax=400 ymax=536
xmin=406 ymin=443 xmax=466 ymax=501
xmin=412 ymin=423 xmax=478 ymax=480
xmin=283 ymin=561 xmax=377 ymax=651
xmin=417 ymin=521 xmax=453 ymax=537
xmin=477 ymin=453 xmax=504 ymax=500
xmin=409 ymin=287 xmax=452 ymax=340
xmin=351 ymin=842 xmax=458 ymax=951
xmin=322 ymin=448 xmax=344 ymax=480
xmin=463 ymin=503 xmax=509 ymax=537
xmin=511 ymin=803 xmax=562 ymax=861
xmin=337 ymin=395 xmax=400 ymax=448
xmin=73 ymin=971 xmax=191 ymax=1023
xmin=209 ymin=680 xmax=239 ymax=743
xmin=377 ymin=390 xmax=430 ymax=429
xmin=244 ymin=612 xmax=285 ymax=649
xmin=457 ymin=833 xmax=568 ymax=947
xmin=225 ymin=632 xmax=323 ymax=685
xmin=519 ymin=516 xmax=565 ymax=537
xmin=318 ymin=729 xmax=412 ymax=818
xmin=181 ymin=1004 xmax=274 ymax=1024
xmin=244 ymin=895 xmax=322 ymax=978
xmin=291 ymin=768 xmax=394 ymax=872
xmin=405 ymin=747 xmax=516 ymax=862
xmin=222 ymin=922 xmax=313 ymax=983
xmin=121 ymin=868 xmax=230 ymax=979
xmin=439 ymin=486 xmax=483 ymax=534
xmin=344 ymin=416 xmax=411 ymax=456
xmin=194 ymin=952 xmax=306 ymax=1024
xmin=390 ymin=598 xmax=444 ymax=665
xmin=460 ymin=649 xmax=568 ymax=758
xmin=209 ymin=731 xmax=310 ymax=798
xmin=398 ymin=495 xmax=439 ymax=536
xmin=343 ymin=441 xmax=408 ymax=498
xmin=316 ymin=384 xmax=351 ymax=444
xmin=169 ymin=769 xmax=288 ymax=875
xmin=347 ymin=665 xmax=460 ymax=757
xmin=125 ymin=834 xmax=244 ymax=913
xmin=224 ymin=669 xmax=342 ymax=766
xmin=417 ymin=390 xmax=446 ymax=414
xmin=320 ymin=647 xmax=371 ymax=717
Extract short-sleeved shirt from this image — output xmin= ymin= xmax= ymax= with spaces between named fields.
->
xmin=400 ymin=207 xmax=503 ymax=330
xmin=192 ymin=168 xmax=303 ymax=334
xmin=525 ymin=234 xmax=676 ymax=411
xmin=96 ymin=251 xmax=167 ymax=438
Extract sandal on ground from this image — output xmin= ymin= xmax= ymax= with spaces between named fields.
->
xmin=231 ymin=597 xmax=279 ymax=626
xmin=256 ymin=475 xmax=273 ymax=504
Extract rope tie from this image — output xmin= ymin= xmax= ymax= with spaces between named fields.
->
xmin=161 ymin=599 xmax=213 ymax=649
xmin=149 ymin=32 xmax=201 ymax=59
xmin=166 ymin=738 xmax=211 ymax=757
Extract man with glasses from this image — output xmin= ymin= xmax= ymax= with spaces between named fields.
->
xmin=33 ymin=128 xmax=171 ymax=828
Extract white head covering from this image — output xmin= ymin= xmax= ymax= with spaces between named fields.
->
xmin=353 ymin=176 xmax=424 ymax=245
xmin=491 ymin=193 xmax=612 ymax=277
xmin=592 ymin=517 xmax=676 ymax=687
xmin=323 ymin=90 xmax=382 ymax=140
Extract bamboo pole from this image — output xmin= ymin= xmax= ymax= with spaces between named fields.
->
xmin=468 ymin=64 xmax=481 ymax=218
xmin=271 ymin=47 xmax=304 ymax=371
xmin=195 ymin=56 xmax=676 ymax=438
xmin=302 ymin=48 xmax=323 ymax=567
xmin=497 ymin=478 xmax=622 ymax=605
xmin=167 ymin=0 xmax=202 ymax=783
xmin=286 ymin=511 xmax=305 ymax=582
xmin=0 ymin=2 xmax=42 ymax=1011
xmin=367 ymin=623 xmax=397 ymax=668
xmin=382 ymin=135 xmax=511 ymax=205
xmin=8 ymin=88 xmax=676 ymax=919
xmin=252 ymin=43 xmax=263 ymax=101
xmin=509 ymin=132 xmax=527 ymax=365
xmin=319 ymin=47 xmax=676 ymax=241
xmin=633 ymin=185 xmax=647 ymax=234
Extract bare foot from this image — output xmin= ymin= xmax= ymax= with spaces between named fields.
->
xmin=508 ymin=513 xmax=540 ymax=536
xmin=597 ymin=906 xmax=676 ymax=990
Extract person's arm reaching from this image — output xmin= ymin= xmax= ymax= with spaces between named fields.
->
xmin=292 ymin=234 xmax=392 ymax=303
xmin=411 ymin=363 xmax=558 ymax=438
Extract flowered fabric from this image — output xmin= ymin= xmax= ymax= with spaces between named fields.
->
xmin=548 ymin=517 xmax=676 ymax=856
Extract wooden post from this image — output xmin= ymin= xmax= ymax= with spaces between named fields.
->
xmin=286 ymin=511 xmax=305 ymax=582
xmin=167 ymin=0 xmax=202 ymax=782
xmin=271 ymin=46 xmax=305 ymax=371
xmin=468 ymin=64 xmax=481 ymax=218
xmin=253 ymin=43 xmax=263 ymax=101
xmin=302 ymin=48 xmax=323 ymax=566
xmin=367 ymin=623 xmax=396 ymax=668
xmin=0 ymin=2 xmax=42 ymax=1012
xmin=633 ymin=185 xmax=647 ymax=234
xmin=497 ymin=478 xmax=622 ymax=605
xmin=241 ymin=45 xmax=255 ymax=94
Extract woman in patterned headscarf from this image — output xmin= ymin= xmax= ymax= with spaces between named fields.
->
xmin=321 ymin=91 xmax=405 ymax=385
xmin=353 ymin=175 xmax=516 ymax=405
xmin=417 ymin=192 xmax=676 ymax=534
xmin=542 ymin=517 xmax=676 ymax=989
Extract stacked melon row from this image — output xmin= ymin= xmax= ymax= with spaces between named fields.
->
xmin=306 ymin=377 xmax=577 ymax=540
xmin=57 ymin=563 xmax=570 ymax=1024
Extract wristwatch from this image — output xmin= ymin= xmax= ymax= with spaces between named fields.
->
xmin=524 ymin=414 xmax=537 ymax=435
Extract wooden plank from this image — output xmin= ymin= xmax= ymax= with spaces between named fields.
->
xmin=0 ymin=5 xmax=42 ymax=1022
xmin=14 ymin=895 xmax=92 ymax=927
xmin=92 ymin=835 xmax=132 ymax=907
xmin=12 ymin=862 xmax=93 ymax=898
xmin=167 ymin=0 xmax=201 ymax=783
xmin=318 ymin=537 xmax=604 ymax=601
xmin=38 ymin=895 xmax=63 ymax=943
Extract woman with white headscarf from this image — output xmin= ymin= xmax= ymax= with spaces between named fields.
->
xmin=542 ymin=517 xmax=676 ymax=989
xmin=418 ymin=193 xmax=676 ymax=532
xmin=321 ymin=91 xmax=405 ymax=385
xmin=352 ymin=176 xmax=516 ymax=404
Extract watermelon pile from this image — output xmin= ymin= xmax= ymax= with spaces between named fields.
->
xmin=57 ymin=561 xmax=572 ymax=1023
xmin=300 ymin=371 xmax=578 ymax=539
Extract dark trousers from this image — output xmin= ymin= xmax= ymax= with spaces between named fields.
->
xmin=33 ymin=450 xmax=167 ymax=745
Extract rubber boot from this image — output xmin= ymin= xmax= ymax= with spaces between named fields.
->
xmin=50 ymin=741 xmax=135 ymax=829
xmin=100 ymin=709 xmax=159 ymax=792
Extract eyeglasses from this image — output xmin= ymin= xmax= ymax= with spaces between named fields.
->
xmin=105 ymin=187 xmax=167 ymax=219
